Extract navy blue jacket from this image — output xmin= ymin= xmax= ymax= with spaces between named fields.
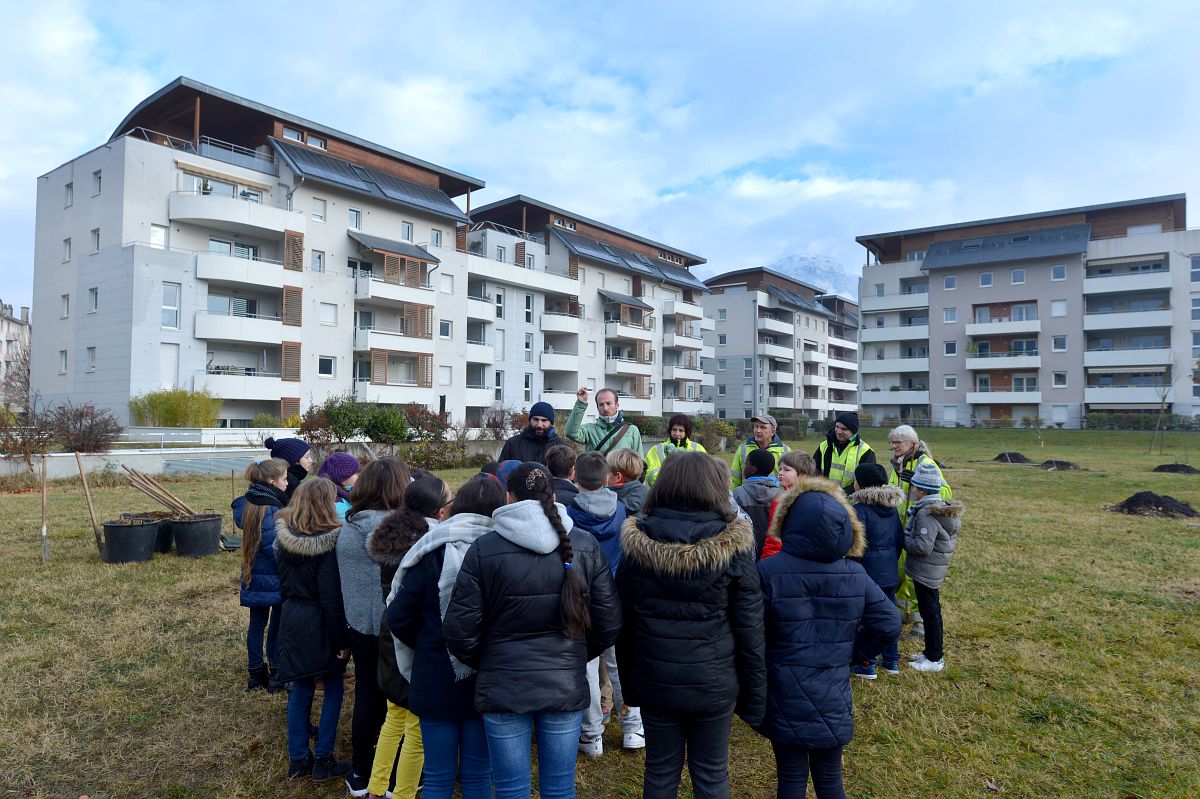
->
xmin=567 ymin=489 xmax=627 ymax=576
xmin=848 ymin=485 xmax=905 ymax=591
xmin=232 ymin=483 xmax=286 ymax=608
xmin=758 ymin=477 xmax=901 ymax=748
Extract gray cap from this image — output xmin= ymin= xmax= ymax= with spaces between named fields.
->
xmin=751 ymin=414 xmax=778 ymax=429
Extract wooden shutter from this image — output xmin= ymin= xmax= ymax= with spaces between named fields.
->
xmin=283 ymin=230 xmax=303 ymax=271
xmin=282 ymin=286 xmax=302 ymax=326
xmin=632 ymin=276 xmax=643 ymax=297
xmin=416 ymin=305 xmax=433 ymax=338
xmin=515 ymin=241 xmax=526 ymax=267
xmin=417 ymin=354 xmax=433 ymax=387
xmin=280 ymin=397 xmax=300 ymax=419
xmin=636 ymin=341 xmax=651 ymax=364
xmin=404 ymin=259 xmax=421 ymax=288
xmin=567 ymin=295 xmax=580 ymax=316
xmin=382 ymin=253 xmax=402 ymax=285
xmin=634 ymin=375 xmax=649 ymax=398
xmin=455 ymin=225 xmax=468 ymax=252
xmin=567 ymin=253 xmax=579 ymax=279
xmin=370 ymin=349 xmax=387 ymax=385
xmin=281 ymin=342 xmax=301 ymax=382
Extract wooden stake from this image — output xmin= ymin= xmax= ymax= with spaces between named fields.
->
xmin=76 ymin=452 xmax=99 ymax=547
xmin=40 ymin=456 xmax=48 ymax=564
xmin=231 ymin=469 xmax=236 ymax=501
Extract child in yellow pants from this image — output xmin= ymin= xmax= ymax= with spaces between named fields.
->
xmin=368 ymin=701 xmax=423 ymax=799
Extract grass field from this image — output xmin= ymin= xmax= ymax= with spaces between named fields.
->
xmin=1 ymin=429 xmax=1198 ymax=798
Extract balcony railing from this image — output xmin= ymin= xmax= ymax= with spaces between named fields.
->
xmin=1084 ymin=306 xmax=1169 ymax=315
xmin=205 ymin=309 xmax=281 ymax=321
xmin=170 ymin=189 xmax=293 ymax=211
xmin=1085 ymin=345 xmax=1169 ymax=351
xmin=205 ymin=366 xmax=280 ymax=377
xmin=544 ymin=310 xmax=583 ymax=319
xmin=968 ymin=350 xmax=1039 ymax=358
xmin=971 ymin=386 xmax=1039 ymax=393
xmin=466 ymin=337 xmax=488 ymax=346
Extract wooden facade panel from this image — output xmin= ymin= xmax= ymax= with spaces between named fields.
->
xmin=271 ymin=121 xmax=441 ymax=189
xmin=282 ymin=285 xmax=302 ymax=326
xmin=280 ymin=397 xmax=301 ymax=419
xmin=283 ymin=230 xmax=304 ymax=271
xmin=370 ymin=349 xmax=387 ymax=384
xmin=281 ymin=342 xmax=301 ymax=382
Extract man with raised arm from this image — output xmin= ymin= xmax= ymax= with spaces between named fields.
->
xmin=565 ymin=387 xmax=642 ymax=455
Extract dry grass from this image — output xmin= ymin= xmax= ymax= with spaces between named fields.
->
xmin=1 ymin=430 xmax=1199 ymax=797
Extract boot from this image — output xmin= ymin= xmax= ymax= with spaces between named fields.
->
xmin=246 ymin=666 xmax=269 ymax=692
xmin=287 ymin=754 xmax=313 ymax=779
xmin=266 ymin=666 xmax=284 ymax=693
xmin=312 ymin=755 xmax=352 ymax=782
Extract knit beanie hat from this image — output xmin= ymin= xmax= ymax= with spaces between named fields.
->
xmin=854 ymin=462 xmax=888 ymax=489
xmin=495 ymin=459 xmax=523 ymax=486
xmin=528 ymin=401 xmax=555 ymax=423
xmin=317 ymin=452 xmax=360 ymax=485
xmin=265 ymin=436 xmax=310 ymax=465
xmin=910 ymin=460 xmax=944 ymax=493
xmin=835 ymin=411 xmax=859 ymax=434
xmin=746 ymin=448 xmax=777 ymax=478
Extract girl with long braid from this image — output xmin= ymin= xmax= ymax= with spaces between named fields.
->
xmin=444 ymin=462 xmax=621 ymax=799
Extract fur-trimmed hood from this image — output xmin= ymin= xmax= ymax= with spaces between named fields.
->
xmin=766 ymin=476 xmax=865 ymax=561
xmin=924 ymin=499 xmax=966 ymax=519
xmin=847 ymin=485 xmax=904 ymax=508
xmin=621 ymin=513 xmax=754 ymax=576
xmin=274 ymin=519 xmax=339 ymax=557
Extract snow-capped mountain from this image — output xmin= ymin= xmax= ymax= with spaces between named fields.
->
xmin=765 ymin=254 xmax=859 ymax=300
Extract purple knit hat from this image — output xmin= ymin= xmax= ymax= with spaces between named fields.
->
xmin=318 ymin=452 xmax=360 ymax=501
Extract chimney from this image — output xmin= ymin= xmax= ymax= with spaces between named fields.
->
xmin=20 ymin=306 xmax=29 ymax=323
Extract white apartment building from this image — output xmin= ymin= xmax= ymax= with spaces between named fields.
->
xmin=31 ymin=78 xmax=714 ymax=427
xmin=700 ymin=268 xmax=860 ymax=421
xmin=0 ymin=300 xmax=31 ymax=411
xmin=856 ymin=194 xmax=1200 ymax=428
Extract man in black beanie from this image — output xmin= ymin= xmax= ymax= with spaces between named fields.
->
xmin=813 ymin=411 xmax=875 ymax=490
xmin=498 ymin=401 xmax=563 ymax=464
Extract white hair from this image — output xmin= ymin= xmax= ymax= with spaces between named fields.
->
xmin=889 ymin=424 xmax=918 ymax=443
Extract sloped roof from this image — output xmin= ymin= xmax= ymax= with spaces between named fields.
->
xmin=920 ymin=224 xmax=1090 ymax=270
xmin=552 ymin=229 xmax=709 ymax=292
xmin=347 ymin=230 xmax=439 ymax=263
xmin=766 ymin=284 xmax=834 ymax=318
xmin=597 ymin=289 xmax=653 ymax=311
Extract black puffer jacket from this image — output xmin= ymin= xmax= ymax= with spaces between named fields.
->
xmin=615 ymin=508 xmax=767 ymax=726
xmin=498 ymin=426 xmax=563 ymax=464
xmin=274 ymin=521 xmax=348 ymax=682
xmin=367 ymin=511 xmax=432 ymax=707
xmin=443 ymin=500 xmax=621 ymax=715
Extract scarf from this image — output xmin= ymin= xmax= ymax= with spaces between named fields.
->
xmin=600 ymin=411 xmax=624 ymax=426
xmin=905 ymin=493 xmax=942 ymax=531
xmin=245 ymin=481 xmax=286 ymax=508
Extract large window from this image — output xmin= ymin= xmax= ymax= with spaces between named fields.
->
xmin=312 ymin=198 xmax=326 ymax=222
xmin=162 ymin=283 xmax=180 ymax=328
xmin=1012 ymin=303 xmax=1038 ymax=321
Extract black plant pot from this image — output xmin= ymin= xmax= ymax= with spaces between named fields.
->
xmin=172 ymin=514 xmax=223 ymax=557
xmin=99 ymin=520 xmax=158 ymax=564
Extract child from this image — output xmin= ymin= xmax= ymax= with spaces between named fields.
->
xmin=232 ymin=457 xmax=289 ymax=692
xmin=545 ymin=443 xmax=579 ymax=505
xmin=903 ymin=461 xmax=964 ymax=673
xmin=607 ymin=447 xmax=647 ymax=515
xmin=318 ymin=451 xmax=361 ymax=519
xmin=566 ymin=451 xmax=642 ymax=756
xmin=846 ymin=463 xmax=905 ymax=679
xmin=265 ymin=436 xmax=313 ymax=500
xmin=761 ymin=451 xmax=819 ymax=560
xmin=732 ymin=448 xmax=782 ymax=558
xmin=758 ymin=476 xmax=901 ymax=799
xmin=274 ymin=478 xmax=352 ymax=781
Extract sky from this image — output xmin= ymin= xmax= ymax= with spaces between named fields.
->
xmin=2 ymin=0 xmax=1199 ymax=311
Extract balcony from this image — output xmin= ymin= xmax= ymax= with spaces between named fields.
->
xmin=605 ymin=320 xmax=654 ymax=342
xmin=700 ymin=372 xmax=715 ymax=387
xmin=829 ymin=401 xmax=859 ymax=413
xmin=759 ymin=342 xmax=793 ymax=361
xmin=966 ymin=388 xmax=1042 ymax=404
xmin=168 ymin=191 xmax=302 ymax=236
xmin=965 ymin=353 xmax=1042 ymax=370
xmin=664 ymin=364 xmax=705 ymax=381
xmin=1083 ymin=271 xmax=1172 ymax=295
xmin=699 ymin=316 xmax=716 ymax=331
xmin=767 ymin=370 xmax=795 ymax=384
xmin=464 ymin=386 xmax=495 ymax=407
xmin=605 ymin=357 xmax=654 ymax=376
xmin=540 ymin=312 xmax=581 ymax=334
xmin=541 ymin=390 xmax=579 ymax=411
xmin=355 ymin=274 xmax=435 ymax=309
xmin=196 ymin=251 xmax=285 ymax=289
xmin=663 ymin=331 xmax=704 ymax=350
xmin=465 ymin=340 xmax=494 ymax=362
xmin=194 ymin=311 xmax=283 ymax=345
xmin=801 ymin=372 xmax=828 ymax=387
xmin=828 ymin=379 xmax=859 ymax=393
xmin=663 ymin=398 xmax=713 ymax=414
xmin=1084 ymin=386 xmax=1174 ymax=404
xmin=1083 ymin=347 xmax=1173 ymax=368
xmin=828 ymin=357 xmax=858 ymax=372
xmin=664 ymin=299 xmax=703 ymax=319
xmin=858 ymin=291 xmax=930 ymax=313
xmin=756 ymin=316 xmax=793 ymax=335
xmin=540 ymin=351 xmax=579 ymax=372
xmin=466 ymin=294 xmax=493 ymax=321
xmin=355 ymin=326 xmax=436 ymax=354
xmin=802 ymin=349 xmax=827 ymax=364
xmin=700 ymin=344 xmax=715 ymax=359
xmin=861 ymin=324 xmax=929 ymax=343
xmin=1083 ymin=309 xmax=1173 ymax=331
xmin=195 ymin=369 xmax=282 ymax=401
xmin=829 ymin=334 xmax=859 ymax=351
xmin=465 ymin=252 xmax=577 ymax=294
xmin=965 ymin=319 xmax=1041 ymax=336
xmin=861 ymin=357 xmax=929 ymax=374
xmin=354 ymin=379 xmax=435 ymax=404
xmin=800 ymin=398 xmax=826 ymax=411
xmin=768 ymin=395 xmax=795 ymax=410
xmin=862 ymin=389 xmax=929 ymax=405
xmin=614 ymin=394 xmax=652 ymax=415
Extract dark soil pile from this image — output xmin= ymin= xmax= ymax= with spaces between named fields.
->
xmin=1110 ymin=492 xmax=1198 ymax=519
xmin=993 ymin=452 xmax=1032 ymax=464
xmin=1040 ymin=460 xmax=1082 ymax=471
xmin=1153 ymin=463 xmax=1199 ymax=475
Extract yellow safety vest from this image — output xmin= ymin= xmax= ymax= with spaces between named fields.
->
xmin=817 ymin=438 xmax=873 ymax=489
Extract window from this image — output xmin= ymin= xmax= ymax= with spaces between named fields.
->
xmin=718 ymin=308 xmax=727 ymax=321
xmin=496 ymin=245 xmax=506 ymax=263
xmin=495 ymin=370 xmax=504 ymax=401
xmin=944 ymin=374 xmax=957 ymax=390
xmin=524 ymin=373 xmax=532 ymax=402
xmin=525 ymin=294 xmax=533 ymax=323
xmin=944 ymin=341 xmax=957 ymax=356
xmin=943 ymin=275 xmax=956 ymax=290
xmin=1013 ymin=375 xmax=1038 ymax=392
xmin=91 ymin=170 xmax=102 ymax=196
xmin=64 ymin=182 xmax=73 ymax=207
xmin=1011 ymin=268 xmax=1025 ymax=285
xmin=743 ymin=358 xmax=752 ymax=378
xmin=90 ymin=228 xmax=100 ymax=253
xmin=283 ymin=128 xmax=304 ymax=142
xmin=320 ymin=302 xmax=337 ymax=325
xmin=62 ymin=238 xmax=71 ymax=262
xmin=347 ymin=258 xmax=371 ymax=275
xmin=526 ymin=253 xmax=535 ymax=269
xmin=943 ymin=307 xmax=957 ymax=323
xmin=597 ymin=273 xmax=606 ymax=288
xmin=875 ymin=283 xmax=884 ymax=297
xmin=58 ymin=350 xmax=67 ymax=373
xmin=311 ymin=198 xmax=326 ymax=222
xmin=524 ymin=333 xmax=533 ymax=363
xmin=348 ymin=208 xmax=362 ymax=229
xmin=60 ymin=294 xmax=70 ymax=318
xmin=441 ymin=273 xmax=454 ymax=294
xmin=439 ymin=366 xmax=452 ymax=386
xmin=717 ymin=358 xmax=726 ymax=371
xmin=1052 ymin=264 xmax=1066 ymax=281
xmin=717 ymin=384 xmax=727 ymax=396
xmin=979 ymin=272 xmax=993 ymax=287
xmin=623 ymin=278 xmax=632 ymax=293
xmin=875 ymin=315 xmax=884 ymax=328
xmin=87 ymin=287 xmax=98 ymax=313
xmin=1052 ymin=335 xmax=1067 ymax=352
xmin=401 ymin=221 xmax=413 ymax=242
xmin=162 ymin=282 xmax=180 ymax=328
xmin=718 ymin=334 xmax=727 ymax=345
xmin=86 ymin=347 xmax=96 ymax=372
xmin=1193 ymin=297 xmax=1200 ymax=321
xmin=306 ymin=134 xmax=326 ymax=150
xmin=1051 ymin=300 xmax=1068 ymax=317
xmin=438 ymin=320 xmax=452 ymax=338
xmin=1053 ymin=372 xmax=1067 ymax=388
xmin=1012 ymin=303 xmax=1038 ymax=321
xmin=495 ymin=289 xmax=504 ymax=319
xmin=430 ymin=229 xmax=442 ymax=248
xmin=318 ymin=356 xmax=335 ymax=377
xmin=150 ymin=224 xmax=168 ymax=249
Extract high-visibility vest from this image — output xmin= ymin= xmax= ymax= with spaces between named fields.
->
xmin=817 ymin=438 xmax=874 ymax=489
xmin=644 ymin=438 xmax=707 ymax=485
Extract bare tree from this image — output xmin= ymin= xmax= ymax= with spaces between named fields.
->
xmin=3 ymin=342 xmax=31 ymax=414
xmin=1148 ymin=356 xmax=1180 ymax=455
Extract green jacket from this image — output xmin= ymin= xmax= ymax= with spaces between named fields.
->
xmin=729 ymin=436 xmax=790 ymax=488
xmin=564 ymin=400 xmax=643 ymax=454
xmin=644 ymin=438 xmax=707 ymax=485
xmin=888 ymin=447 xmax=952 ymax=517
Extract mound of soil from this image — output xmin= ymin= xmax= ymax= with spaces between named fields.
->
xmin=1109 ymin=492 xmax=1198 ymax=519
xmin=993 ymin=452 xmax=1032 ymax=464
xmin=1153 ymin=463 xmax=1199 ymax=475
xmin=1040 ymin=460 xmax=1082 ymax=471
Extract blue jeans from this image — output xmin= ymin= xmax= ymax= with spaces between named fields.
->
xmin=286 ymin=673 xmax=345 ymax=761
xmin=420 ymin=717 xmax=492 ymax=799
xmin=772 ymin=741 xmax=845 ymax=799
xmin=853 ymin=586 xmax=899 ymax=666
xmin=483 ymin=710 xmax=584 ymax=799
xmin=246 ymin=605 xmax=280 ymax=671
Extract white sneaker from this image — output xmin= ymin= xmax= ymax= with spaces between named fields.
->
xmin=909 ymin=657 xmax=944 ymax=673
xmin=623 ymin=731 xmax=645 ymax=750
xmin=908 ymin=652 xmax=926 ymax=662
xmin=578 ymin=739 xmax=603 ymax=757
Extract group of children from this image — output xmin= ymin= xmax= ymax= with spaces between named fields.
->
xmin=232 ymin=429 xmax=963 ymax=799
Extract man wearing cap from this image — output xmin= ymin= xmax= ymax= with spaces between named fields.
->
xmin=498 ymin=401 xmax=563 ymax=464
xmin=564 ymin=386 xmax=642 ymax=455
xmin=729 ymin=413 xmax=791 ymax=488
xmin=813 ymin=411 xmax=876 ymax=490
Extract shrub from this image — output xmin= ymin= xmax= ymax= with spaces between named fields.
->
xmin=692 ymin=415 xmax=735 ymax=453
xmin=811 ymin=419 xmax=833 ymax=436
xmin=363 ymin=405 xmax=408 ymax=449
xmin=626 ymin=414 xmax=666 ymax=438
xmin=250 ymin=412 xmax=281 ymax=427
xmin=128 ymin=388 xmax=221 ymax=427
xmin=50 ymin=401 xmax=123 ymax=453
xmin=322 ymin=393 xmax=368 ymax=443
xmin=282 ymin=413 xmax=302 ymax=428
xmin=296 ymin=404 xmax=335 ymax=451
xmin=401 ymin=438 xmax=467 ymax=471
xmin=401 ymin=403 xmax=450 ymax=442
xmin=483 ymin=403 xmax=527 ymax=441
xmin=0 ymin=396 xmax=54 ymax=471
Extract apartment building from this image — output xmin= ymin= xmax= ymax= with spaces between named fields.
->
xmin=0 ymin=300 xmax=31 ymax=411
xmin=30 ymin=77 xmax=714 ymax=426
xmin=700 ymin=268 xmax=860 ymax=421
xmin=856 ymin=194 xmax=1199 ymax=428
